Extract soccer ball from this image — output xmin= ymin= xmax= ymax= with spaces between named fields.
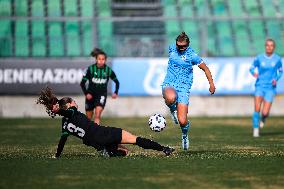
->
xmin=148 ymin=114 xmax=166 ymax=132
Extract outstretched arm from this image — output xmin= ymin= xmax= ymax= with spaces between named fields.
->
xmin=80 ymin=79 xmax=88 ymax=95
xmin=272 ymin=60 xmax=283 ymax=86
xmin=250 ymin=57 xmax=259 ymax=78
xmin=80 ymin=67 xmax=91 ymax=96
xmin=276 ymin=60 xmax=283 ymax=81
xmin=55 ymin=134 xmax=69 ymax=158
xmin=110 ymin=71 xmax=120 ymax=99
xmin=198 ymin=62 xmax=216 ymax=95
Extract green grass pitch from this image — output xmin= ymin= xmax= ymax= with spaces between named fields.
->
xmin=0 ymin=117 xmax=283 ymax=189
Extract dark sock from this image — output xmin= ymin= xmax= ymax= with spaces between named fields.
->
xmin=261 ymin=114 xmax=268 ymax=123
xmin=167 ymin=102 xmax=177 ymax=112
xmin=136 ymin=137 xmax=164 ymax=151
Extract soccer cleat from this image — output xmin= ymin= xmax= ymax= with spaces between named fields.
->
xmin=253 ymin=128 xmax=259 ymax=137
xmin=182 ymin=134 xmax=189 ymax=150
xmin=259 ymin=121 xmax=264 ymax=128
xmin=163 ymin=146 xmax=175 ymax=156
xmin=100 ymin=148 xmax=110 ymax=158
xmin=170 ymin=110 xmax=179 ymax=124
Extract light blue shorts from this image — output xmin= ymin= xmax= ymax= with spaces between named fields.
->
xmin=162 ymin=85 xmax=190 ymax=105
xmin=255 ymin=87 xmax=276 ymax=103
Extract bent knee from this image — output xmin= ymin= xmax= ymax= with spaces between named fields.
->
xmin=178 ymin=117 xmax=188 ymax=126
xmin=163 ymin=88 xmax=177 ymax=104
xmin=262 ymin=112 xmax=269 ymax=117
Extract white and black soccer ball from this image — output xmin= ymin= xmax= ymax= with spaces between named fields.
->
xmin=148 ymin=113 xmax=166 ymax=132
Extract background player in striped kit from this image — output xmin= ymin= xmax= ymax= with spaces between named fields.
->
xmin=250 ymin=38 xmax=283 ymax=137
xmin=80 ymin=48 xmax=119 ymax=124
xmin=162 ymin=32 xmax=216 ymax=150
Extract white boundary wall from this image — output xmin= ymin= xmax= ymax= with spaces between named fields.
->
xmin=0 ymin=95 xmax=284 ymax=118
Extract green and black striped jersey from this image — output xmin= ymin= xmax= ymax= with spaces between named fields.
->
xmin=80 ymin=64 xmax=119 ymax=95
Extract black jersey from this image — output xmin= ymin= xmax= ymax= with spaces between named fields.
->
xmin=58 ymin=106 xmax=94 ymax=140
xmin=54 ymin=106 xmax=122 ymax=157
xmin=55 ymin=106 xmax=98 ymax=157
xmin=80 ymin=64 xmax=119 ymax=95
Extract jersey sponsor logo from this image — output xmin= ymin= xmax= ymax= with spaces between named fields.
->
xmin=92 ymin=78 xmax=107 ymax=84
xmin=63 ymin=122 xmax=85 ymax=137
xmin=181 ymin=55 xmax=187 ymax=61
xmin=271 ymin=61 xmax=276 ymax=67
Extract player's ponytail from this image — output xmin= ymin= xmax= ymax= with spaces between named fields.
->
xmin=90 ymin=48 xmax=107 ymax=59
xmin=36 ymin=86 xmax=58 ymax=118
xmin=176 ymin=31 xmax=190 ymax=44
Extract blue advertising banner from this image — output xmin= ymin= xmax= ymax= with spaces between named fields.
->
xmin=112 ymin=57 xmax=284 ymax=96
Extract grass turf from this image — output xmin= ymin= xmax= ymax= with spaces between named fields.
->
xmin=0 ymin=117 xmax=283 ymax=189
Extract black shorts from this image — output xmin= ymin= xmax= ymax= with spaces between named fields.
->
xmin=84 ymin=125 xmax=122 ymax=150
xmin=85 ymin=94 xmax=107 ymax=110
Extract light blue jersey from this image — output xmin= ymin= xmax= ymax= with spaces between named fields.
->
xmin=250 ymin=53 xmax=283 ymax=102
xmin=250 ymin=53 xmax=283 ymax=88
xmin=162 ymin=44 xmax=203 ymax=104
xmin=162 ymin=44 xmax=203 ymax=92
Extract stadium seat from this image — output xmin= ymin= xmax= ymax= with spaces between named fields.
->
xmin=98 ymin=21 xmax=112 ymax=37
xmin=48 ymin=0 xmax=61 ymax=17
xmin=96 ymin=0 xmax=112 ymax=54
xmin=162 ymin=0 xmax=179 ymax=45
xmin=194 ymin=0 xmax=209 ymax=17
xmin=99 ymin=38 xmax=113 ymax=55
xmin=66 ymin=21 xmax=80 ymax=56
xmin=252 ymin=35 xmax=265 ymax=53
xmin=243 ymin=0 xmax=261 ymax=16
xmin=179 ymin=0 xmax=193 ymax=17
xmin=64 ymin=0 xmax=77 ymax=16
xmin=48 ymin=22 xmax=64 ymax=56
xmin=163 ymin=0 xmax=177 ymax=16
xmin=0 ymin=20 xmax=12 ymax=56
xmin=211 ymin=0 xmax=227 ymax=16
xmin=82 ymin=21 xmax=93 ymax=56
xmin=260 ymin=0 xmax=277 ymax=17
xmin=32 ymin=21 xmax=46 ymax=56
xmin=279 ymin=0 xmax=284 ymax=15
xmin=249 ymin=20 xmax=266 ymax=53
xmin=0 ymin=20 xmax=11 ymax=38
xmin=81 ymin=0 xmax=94 ymax=16
xmin=266 ymin=20 xmax=281 ymax=39
xmin=233 ymin=21 xmax=251 ymax=56
xmin=97 ymin=0 xmax=111 ymax=16
xmin=32 ymin=0 xmax=44 ymax=17
xmin=15 ymin=20 xmax=29 ymax=56
xmin=97 ymin=20 xmax=113 ymax=55
xmin=216 ymin=21 xmax=234 ymax=56
xmin=165 ymin=20 xmax=179 ymax=36
xmin=249 ymin=20 xmax=265 ymax=38
xmin=277 ymin=39 xmax=284 ymax=55
xmin=227 ymin=0 xmax=244 ymax=16
xmin=207 ymin=22 xmax=218 ymax=56
xmin=15 ymin=0 xmax=28 ymax=16
xmin=0 ymin=0 xmax=11 ymax=16
xmin=182 ymin=21 xmax=199 ymax=52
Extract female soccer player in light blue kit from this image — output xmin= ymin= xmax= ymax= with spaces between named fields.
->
xmin=250 ymin=38 xmax=283 ymax=137
xmin=162 ymin=32 xmax=216 ymax=150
